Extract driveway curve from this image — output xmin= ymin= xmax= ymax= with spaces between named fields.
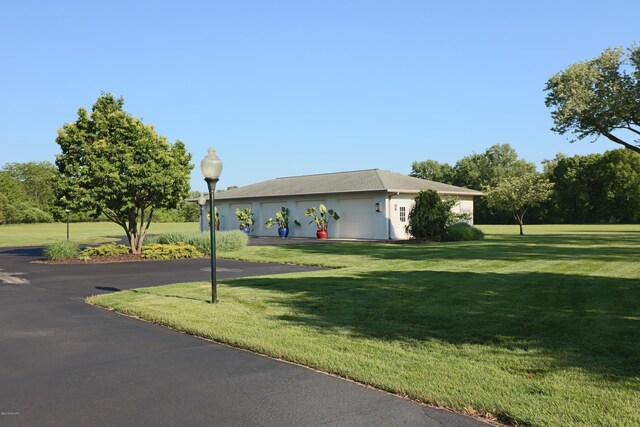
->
xmin=0 ymin=247 xmax=489 ymax=426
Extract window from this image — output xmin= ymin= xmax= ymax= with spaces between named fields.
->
xmin=399 ymin=206 xmax=406 ymax=222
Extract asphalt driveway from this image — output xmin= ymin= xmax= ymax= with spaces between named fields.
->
xmin=0 ymin=247 xmax=488 ymax=426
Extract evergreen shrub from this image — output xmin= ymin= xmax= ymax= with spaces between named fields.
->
xmin=447 ymin=223 xmax=485 ymax=241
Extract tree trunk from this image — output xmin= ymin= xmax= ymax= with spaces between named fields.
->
xmin=130 ymin=233 xmax=141 ymax=254
xmin=514 ymin=212 xmax=525 ymax=236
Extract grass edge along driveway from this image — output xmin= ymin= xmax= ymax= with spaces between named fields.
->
xmin=88 ymin=228 xmax=640 ymax=426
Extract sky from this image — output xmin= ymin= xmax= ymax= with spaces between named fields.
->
xmin=1 ymin=1 xmax=639 ymax=192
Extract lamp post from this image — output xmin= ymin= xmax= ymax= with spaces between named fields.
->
xmin=65 ymin=209 xmax=70 ymax=241
xmin=201 ymin=148 xmax=223 ymax=304
xmin=197 ymin=195 xmax=207 ymax=232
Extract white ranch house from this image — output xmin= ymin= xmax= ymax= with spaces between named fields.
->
xmin=201 ymin=169 xmax=482 ymax=240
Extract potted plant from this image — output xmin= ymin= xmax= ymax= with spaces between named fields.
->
xmin=305 ymin=204 xmax=339 ymax=239
xmin=235 ymin=207 xmax=254 ymax=235
xmin=265 ymin=207 xmax=301 ymax=238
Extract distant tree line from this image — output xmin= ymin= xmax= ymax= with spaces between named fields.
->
xmin=411 ymin=144 xmax=640 ymax=224
xmin=0 ymin=159 xmax=242 ymax=226
xmin=0 ymin=160 xmax=203 ymax=225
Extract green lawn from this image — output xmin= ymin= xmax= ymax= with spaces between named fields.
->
xmin=0 ymin=221 xmax=200 ymax=247
xmin=89 ymin=226 xmax=639 ymax=425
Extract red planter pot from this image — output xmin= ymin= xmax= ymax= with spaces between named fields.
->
xmin=316 ymin=230 xmax=328 ymax=239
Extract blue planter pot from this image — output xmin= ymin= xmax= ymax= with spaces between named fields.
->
xmin=277 ymin=227 xmax=289 ymax=238
xmin=240 ymin=226 xmax=250 ymax=235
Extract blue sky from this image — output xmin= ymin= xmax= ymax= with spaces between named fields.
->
xmin=1 ymin=1 xmax=638 ymax=192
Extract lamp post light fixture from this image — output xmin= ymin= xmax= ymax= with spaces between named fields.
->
xmin=201 ymin=148 xmax=223 ymax=304
xmin=65 ymin=209 xmax=70 ymax=241
xmin=197 ymin=195 xmax=207 ymax=232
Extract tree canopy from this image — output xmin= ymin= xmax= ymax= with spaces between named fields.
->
xmin=409 ymin=159 xmax=455 ymax=183
xmin=411 ymin=144 xmax=536 ymax=223
xmin=486 ymin=173 xmax=553 ymax=235
xmin=545 ymin=44 xmax=640 ymax=154
xmin=0 ymin=161 xmax=57 ymax=224
xmin=55 ymin=93 xmax=193 ymax=253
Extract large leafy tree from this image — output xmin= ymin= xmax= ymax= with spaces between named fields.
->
xmin=55 ymin=93 xmax=193 ymax=253
xmin=545 ymin=44 xmax=640 ymax=154
xmin=2 ymin=161 xmax=58 ymax=214
xmin=596 ymin=149 xmax=640 ymax=222
xmin=453 ymin=144 xmax=537 ymax=190
xmin=549 ymin=153 xmax=604 ymax=223
xmin=486 ymin=173 xmax=553 ymax=236
xmin=0 ymin=162 xmax=57 ymax=224
xmin=409 ymin=159 xmax=455 ymax=183
xmin=453 ymin=144 xmax=536 ymax=223
xmin=410 ymin=144 xmax=536 ymax=223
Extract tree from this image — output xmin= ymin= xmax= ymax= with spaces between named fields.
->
xmin=452 ymin=144 xmax=536 ymax=223
xmin=2 ymin=161 xmax=59 ymax=215
xmin=595 ymin=149 xmax=640 ymax=222
xmin=453 ymin=144 xmax=537 ymax=190
xmin=0 ymin=163 xmax=57 ymax=224
xmin=549 ymin=154 xmax=603 ymax=223
xmin=541 ymin=153 xmax=567 ymax=177
xmin=406 ymin=190 xmax=458 ymax=241
xmin=486 ymin=173 xmax=553 ymax=235
xmin=545 ymin=44 xmax=640 ymax=154
xmin=409 ymin=160 xmax=455 ymax=183
xmin=0 ymin=170 xmax=27 ymax=207
xmin=55 ymin=93 xmax=193 ymax=253
xmin=179 ymin=191 xmax=204 ymax=222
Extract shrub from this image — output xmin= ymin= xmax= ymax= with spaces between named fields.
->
xmin=44 ymin=241 xmax=81 ymax=260
xmin=142 ymin=243 xmax=203 ymax=260
xmin=146 ymin=232 xmax=210 ymax=254
xmin=216 ymin=230 xmax=249 ymax=252
xmin=447 ymin=222 xmax=485 ymax=241
xmin=406 ymin=190 xmax=457 ymax=241
xmin=81 ymin=243 xmax=131 ymax=257
xmin=146 ymin=230 xmax=248 ymax=254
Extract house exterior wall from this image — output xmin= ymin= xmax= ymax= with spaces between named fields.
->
xmin=387 ymin=194 xmax=476 ymax=240
xmin=213 ymin=192 xmax=388 ymax=239
xmin=208 ymin=192 xmax=474 ymax=240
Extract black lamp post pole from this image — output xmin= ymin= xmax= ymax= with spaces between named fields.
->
xmin=206 ymin=178 xmax=219 ymax=303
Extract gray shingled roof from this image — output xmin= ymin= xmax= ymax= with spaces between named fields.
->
xmin=214 ymin=169 xmax=482 ymax=201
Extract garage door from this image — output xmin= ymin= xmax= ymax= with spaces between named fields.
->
xmin=336 ymin=199 xmax=374 ymax=239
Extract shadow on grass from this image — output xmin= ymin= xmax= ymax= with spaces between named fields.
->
xmin=226 ymin=269 xmax=640 ymax=379
xmin=272 ymin=233 xmax=640 ymax=263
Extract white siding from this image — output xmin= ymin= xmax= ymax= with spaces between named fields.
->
xmin=213 ymin=192 xmax=475 ymax=240
xmin=451 ymin=196 xmax=475 ymax=225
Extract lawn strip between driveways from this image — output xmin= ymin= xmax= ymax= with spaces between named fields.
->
xmin=87 ymin=229 xmax=640 ymax=427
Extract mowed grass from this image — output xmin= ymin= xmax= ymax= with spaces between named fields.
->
xmin=0 ymin=221 xmax=200 ymax=247
xmin=88 ymin=226 xmax=640 ymax=426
